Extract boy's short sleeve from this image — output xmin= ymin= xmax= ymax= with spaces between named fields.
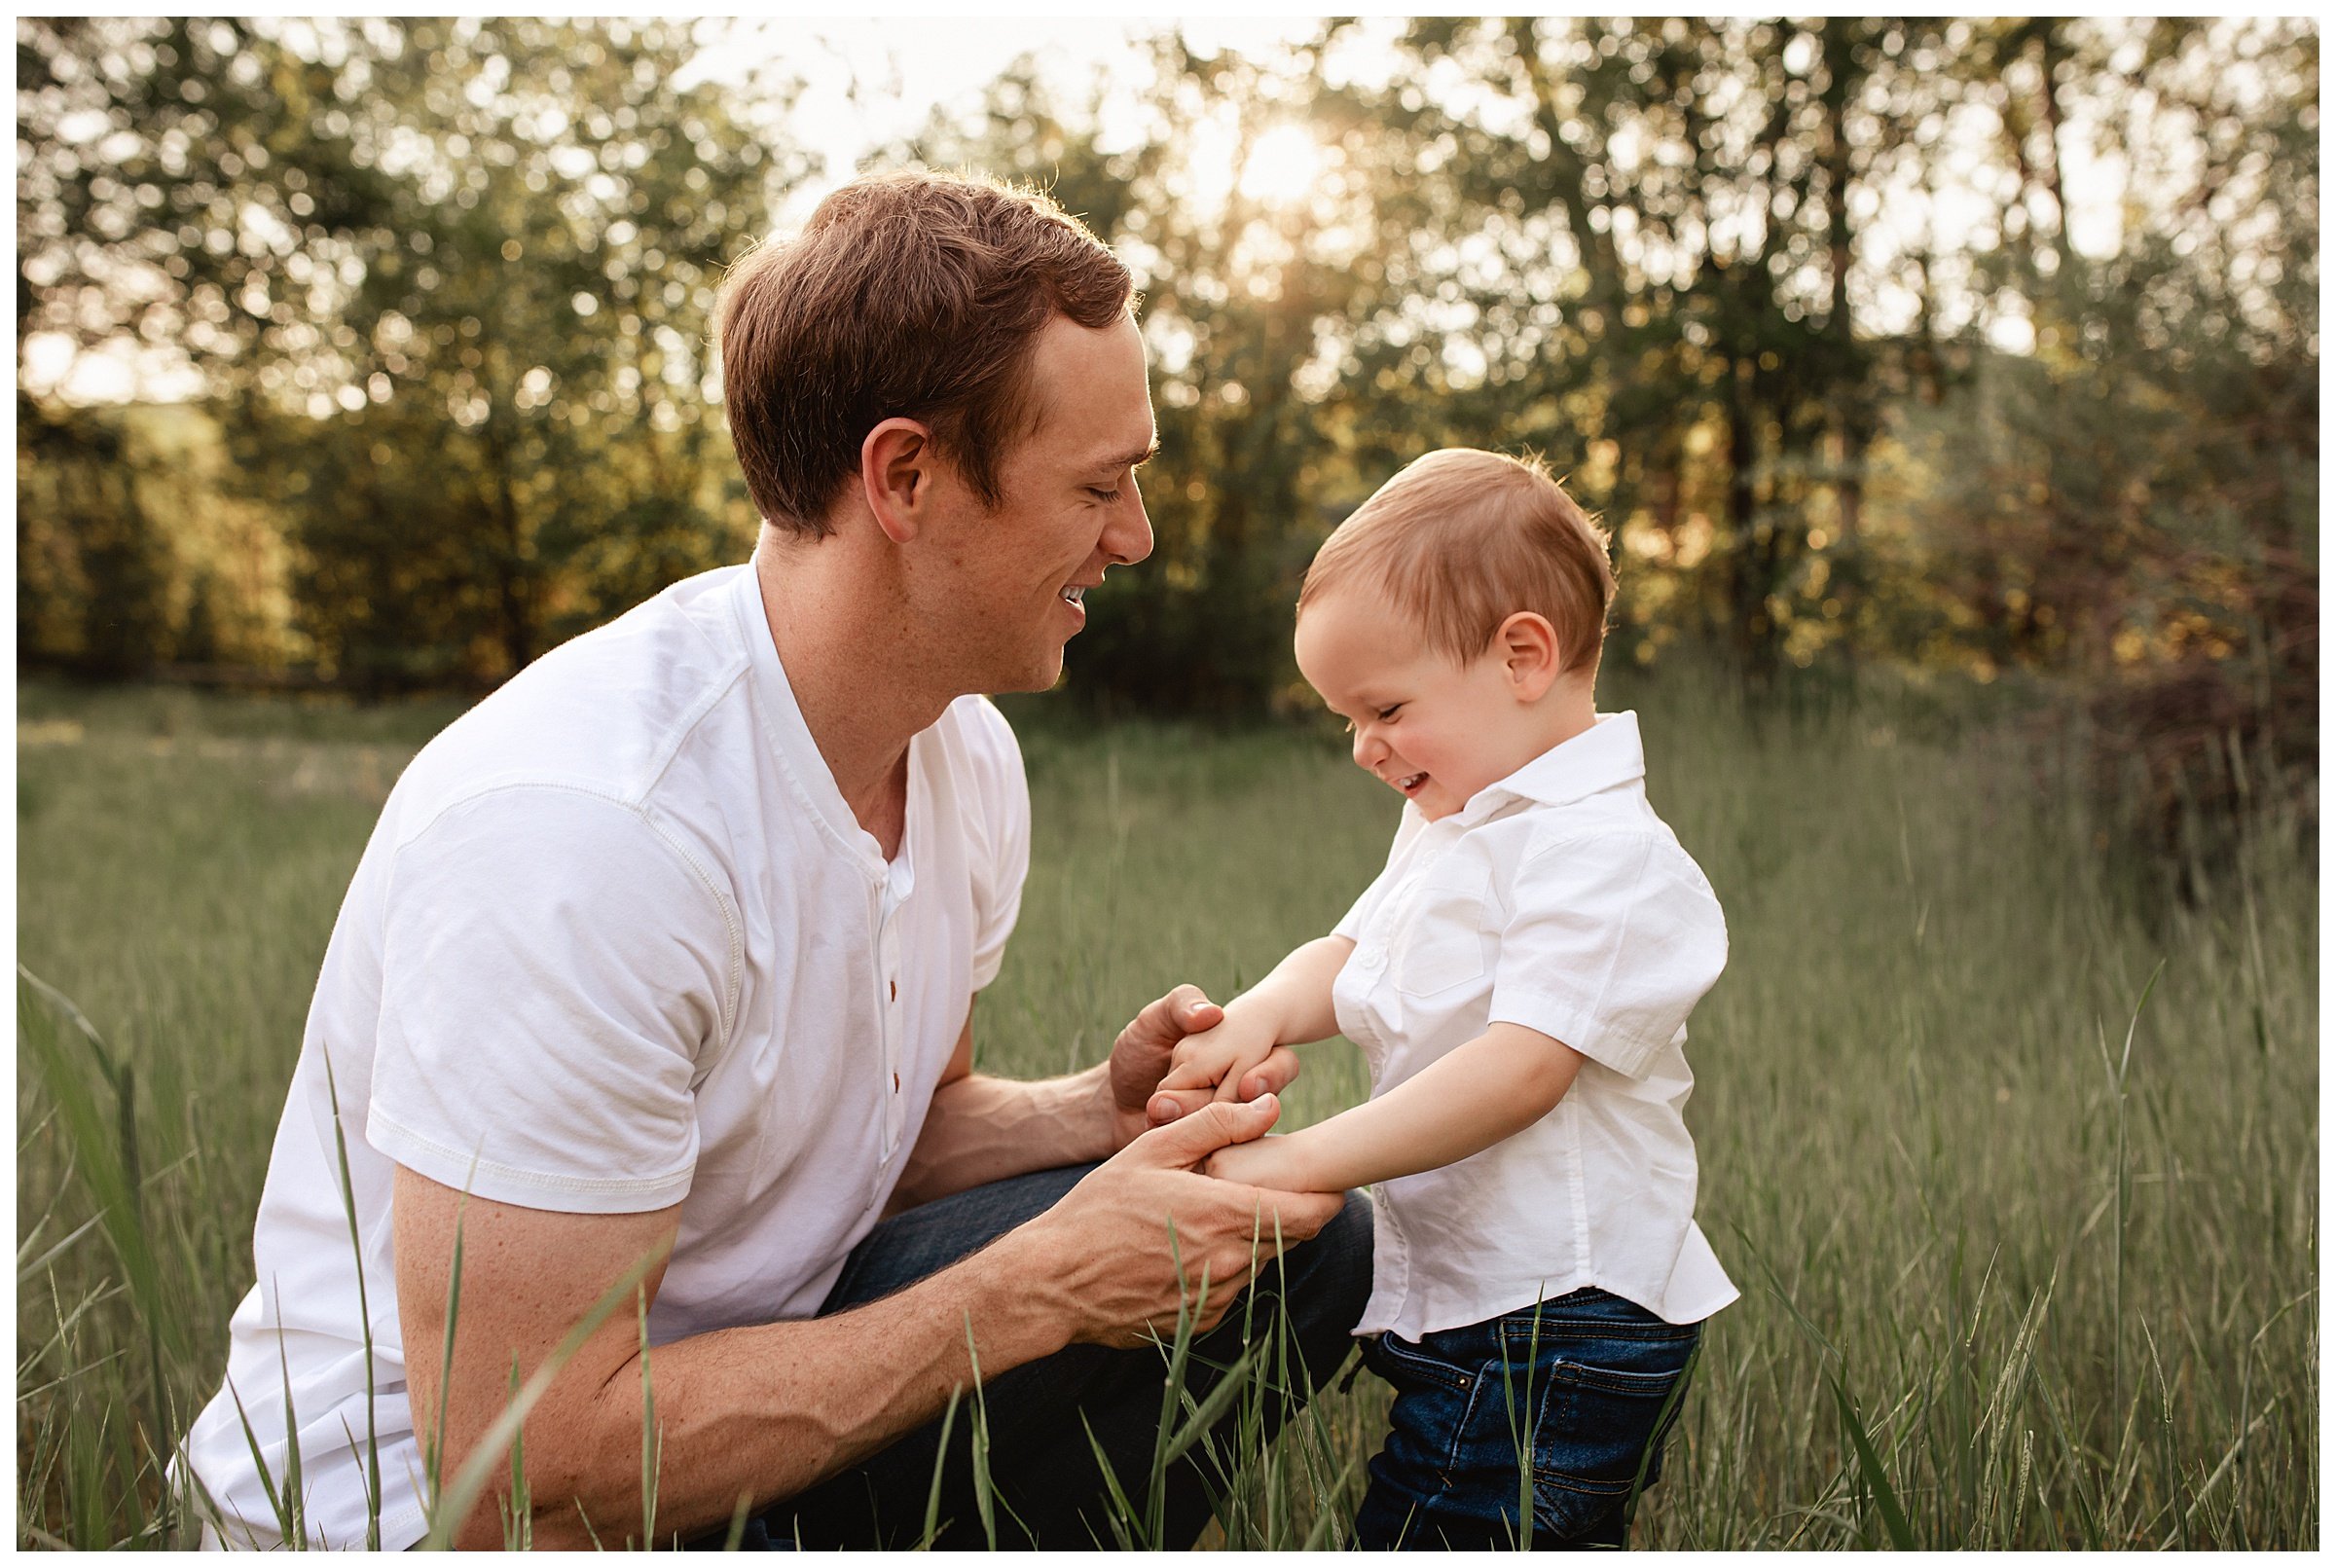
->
xmin=1487 ymin=832 xmax=1728 ymax=1080
xmin=365 ymin=787 xmax=738 ymax=1214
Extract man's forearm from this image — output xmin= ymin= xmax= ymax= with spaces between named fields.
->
xmin=889 ymin=1065 xmax=1115 ymax=1212
xmin=505 ymin=1222 xmax=1074 ymax=1549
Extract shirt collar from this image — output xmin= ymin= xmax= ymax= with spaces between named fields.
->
xmin=1452 ymin=711 xmax=1646 ymax=826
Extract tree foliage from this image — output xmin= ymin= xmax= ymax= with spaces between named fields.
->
xmin=17 ymin=18 xmax=2318 ymax=827
xmin=19 ymin=18 xmax=797 ymax=688
xmin=903 ymin=18 xmax=2316 ymax=831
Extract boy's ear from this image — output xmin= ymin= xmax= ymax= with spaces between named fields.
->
xmin=1497 ymin=611 xmax=1563 ymax=700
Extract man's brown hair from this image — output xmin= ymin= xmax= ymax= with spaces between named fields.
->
xmin=1298 ymin=449 xmax=1615 ymax=675
xmin=718 ymin=170 xmax=1135 ymax=536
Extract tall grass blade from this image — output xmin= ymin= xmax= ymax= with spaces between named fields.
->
xmin=1625 ymin=1334 xmax=1701 ymax=1538
xmin=1302 ymin=1456 xmax=1364 ymax=1550
xmin=499 ymin=1362 xmax=531 ymax=1550
xmin=638 ymin=1286 xmax=660 ymax=1549
xmin=1830 ymin=1372 xmax=1916 ymax=1550
xmin=1496 ymin=1297 xmax=1546 ymax=1550
xmin=18 ymin=1212 xmax=108 ymax=1288
xmin=220 ymin=1378 xmax=295 ymax=1550
xmin=18 ymin=968 xmax=180 ymax=1467
xmin=270 ymin=1291 xmax=307 ymax=1549
xmin=1157 ymin=1338 xmax=1261 ymax=1473
xmin=1079 ymin=1409 xmax=1140 ymax=1550
xmin=315 ymin=1046 xmax=382 ymax=1550
xmin=916 ymin=1384 xmax=963 ymax=1550
xmin=957 ymin=1313 xmax=1026 ymax=1549
xmin=423 ymin=1185 xmax=469 ymax=1511
xmin=720 ymin=1489 xmax=754 ymax=1551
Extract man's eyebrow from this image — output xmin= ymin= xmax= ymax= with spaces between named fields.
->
xmin=1100 ymin=439 xmax=1160 ymax=472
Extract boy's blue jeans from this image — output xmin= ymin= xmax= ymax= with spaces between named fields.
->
xmin=1354 ymin=1290 xmax=1702 ymax=1550
xmin=712 ymin=1162 xmax=1374 ymax=1550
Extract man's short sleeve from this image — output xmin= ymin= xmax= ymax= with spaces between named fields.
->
xmin=365 ymin=787 xmax=738 ymax=1213
xmin=1487 ymin=833 xmax=1728 ymax=1079
xmin=961 ymin=700 xmax=1031 ymax=992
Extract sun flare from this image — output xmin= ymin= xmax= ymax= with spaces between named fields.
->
xmin=1239 ymin=124 xmax=1325 ymax=207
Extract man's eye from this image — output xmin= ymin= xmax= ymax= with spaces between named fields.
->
xmin=1087 ymin=487 xmax=1122 ymax=503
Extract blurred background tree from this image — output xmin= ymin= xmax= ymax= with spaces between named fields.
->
xmin=18 ymin=17 xmax=799 ymax=689
xmin=17 ymin=16 xmax=2318 ymax=833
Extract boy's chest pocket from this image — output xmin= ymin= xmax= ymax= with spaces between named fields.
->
xmin=1396 ymin=935 xmax=1485 ymax=997
xmin=1394 ymin=863 xmax=1492 ymax=999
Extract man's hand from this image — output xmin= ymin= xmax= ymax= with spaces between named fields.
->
xmin=1029 ymin=1094 xmax=1344 ymax=1349
xmin=1148 ymin=1009 xmax=1284 ymax=1128
xmin=1106 ymin=984 xmax=1301 ymax=1149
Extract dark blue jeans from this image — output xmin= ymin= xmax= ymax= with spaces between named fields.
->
xmin=716 ymin=1162 xmax=1373 ymax=1550
xmin=1353 ymin=1290 xmax=1701 ymax=1550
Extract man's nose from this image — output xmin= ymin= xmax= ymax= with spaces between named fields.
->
xmin=1105 ymin=480 xmax=1153 ymax=567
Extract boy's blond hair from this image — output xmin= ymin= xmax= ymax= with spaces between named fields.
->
xmin=1298 ymin=448 xmax=1615 ymax=675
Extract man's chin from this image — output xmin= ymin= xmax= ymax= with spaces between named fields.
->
xmin=991 ymin=646 xmax=1068 ymax=697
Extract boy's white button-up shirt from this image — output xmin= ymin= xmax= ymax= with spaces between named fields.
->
xmin=1332 ymin=711 xmax=1735 ymax=1340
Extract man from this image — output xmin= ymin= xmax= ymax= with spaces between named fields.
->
xmin=180 ymin=171 xmax=1371 ymax=1550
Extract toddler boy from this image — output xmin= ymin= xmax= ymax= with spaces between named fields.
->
xmin=1151 ymin=448 xmax=1732 ymax=1549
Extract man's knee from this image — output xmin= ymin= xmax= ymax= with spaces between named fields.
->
xmin=822 ymin=1163 xmax=1100 ymax=1315
xmin=1277 ymin=1190 xmax=1374 ymax=1309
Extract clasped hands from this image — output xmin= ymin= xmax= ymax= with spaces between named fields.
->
xmin=1131 ymin=990 xmax=1316 ymax=1193
xmin=1024 ymin=983 xmax=1335 ymax=1348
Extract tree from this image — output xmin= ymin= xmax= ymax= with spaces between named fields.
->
xmin=18 ymin=18 xmax=801 ymax=686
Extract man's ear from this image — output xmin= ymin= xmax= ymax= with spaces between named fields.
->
xmin=1496 ymin=610 xmax=1563 ymax=701
xmin=860 ymin=418 xmax=937 ymax=544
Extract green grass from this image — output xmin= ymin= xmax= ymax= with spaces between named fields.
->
xmin=16 ymin=667 xmax=2318 ymax=1548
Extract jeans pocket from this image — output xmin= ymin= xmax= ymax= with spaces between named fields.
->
xmin=1529 ymin=1340 xmax=1697 ymax=1542
xmin=1367 ymin=1331 xmax=1478 ymax=1396
xmin=1364 ymin=1331 xmax=1488 ymax=1504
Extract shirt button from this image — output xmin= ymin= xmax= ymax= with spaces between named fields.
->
xmin=889 ymin=978 xmax=897 ymax=1002
xmin=892 ymin=1072 xmax=900 ymax=1094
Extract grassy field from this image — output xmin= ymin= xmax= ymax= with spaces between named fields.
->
xmin=16 ymin=666 xmax=2318 ymax=1549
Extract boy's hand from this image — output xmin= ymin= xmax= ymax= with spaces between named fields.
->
xmin=1147 ymin=1009 xmax=1282 ymax=1128
xmin=1203 ymin=1132 xmax=1318 ymax=1192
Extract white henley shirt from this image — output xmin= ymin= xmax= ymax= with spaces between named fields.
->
xmin=180 ymin=560 xmax=1031 ymax=1549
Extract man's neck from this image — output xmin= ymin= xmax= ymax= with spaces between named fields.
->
xmin=750 ymin=532 xmax=952 ymax=847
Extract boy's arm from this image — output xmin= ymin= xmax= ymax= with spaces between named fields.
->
xmin=1146 ymin=935 xmax=1355 ymax=1125
xmin=1206 ymin=1022 xmax=1584 ymax=1192
xmin=1223 ymin=934 xmax=1355 ymax=1045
